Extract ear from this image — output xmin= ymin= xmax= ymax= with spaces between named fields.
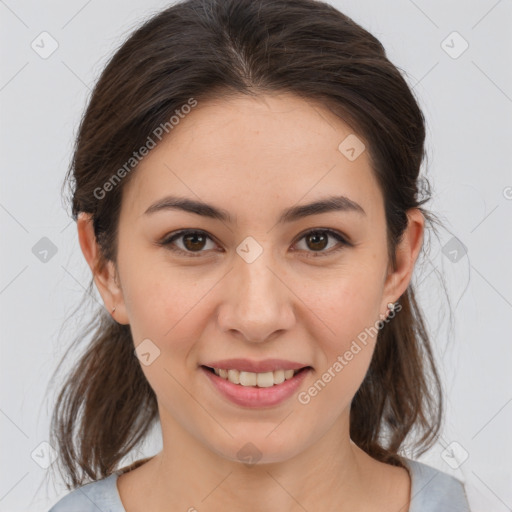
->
xmin=382 ymin=208 xmax=424 ymax=310
xmin=77 ymin=212 xmax=130 ymax=325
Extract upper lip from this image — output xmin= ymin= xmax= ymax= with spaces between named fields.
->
xmin=202 ymin=358 xmax=310 ymax=373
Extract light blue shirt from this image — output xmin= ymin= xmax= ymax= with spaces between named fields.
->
xmin=48 ymin=457 xmax=471 ymax=511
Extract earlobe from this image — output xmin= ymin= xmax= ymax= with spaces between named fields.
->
xmin=76 ymin=212 xmax=130 ymax=325
xmin=100 ymin=260 xmax=130 ymax=325
xmin=382 ymin=208 xmax=425 ymax=307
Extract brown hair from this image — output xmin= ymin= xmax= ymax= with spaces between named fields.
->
xmin=49 ymin=0 xmax=443 ymax=488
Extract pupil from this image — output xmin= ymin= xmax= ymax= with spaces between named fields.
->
xmin=307 ymin=232 xmax=327 ymax=251
xmin=184 ymin=233 xmax=205 ymax=251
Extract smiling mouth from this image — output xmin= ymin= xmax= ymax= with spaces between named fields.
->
xmin=202 ymin=365 xmax=311 ymax=388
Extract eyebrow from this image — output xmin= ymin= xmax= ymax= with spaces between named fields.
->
xmin=144 ymin=194 xmax=366 ymax=223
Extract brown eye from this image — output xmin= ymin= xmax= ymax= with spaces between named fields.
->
xmin=160 ymin=230 xmax=217 ymax=256
xmin=305 ymin=231 xmax=329 ymax=251
xmin=294 ymin=229 xmax=349 ymax=257
xmin=160 ymin=228 xmax=349 ymax=258
xmin=182 ymin=232 xmax=208 ymax=251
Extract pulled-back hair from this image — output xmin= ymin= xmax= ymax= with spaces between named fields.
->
xmin=49 ymin=0 xmax=443 ymax=488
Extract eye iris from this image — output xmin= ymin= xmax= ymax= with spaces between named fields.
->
xmin=183 ymin=233 xmax=206 ymax=251
xmin=306 ymin=232 xmax=328 ymax=251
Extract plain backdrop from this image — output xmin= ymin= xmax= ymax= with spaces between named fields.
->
xmin=1 ymin=0 xmax=511 ymax=510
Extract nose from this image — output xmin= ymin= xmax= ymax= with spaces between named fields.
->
xmin=217 ymin=249 xmax=296 ymax=343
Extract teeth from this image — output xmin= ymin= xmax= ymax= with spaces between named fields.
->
xmin=273 ymin=369 xmax=285 ymax=384
xmin=239 ymin=371 xmax=257 ymax=386
xmin=227 ymin=369 xmax=240 ymax=384
xmin=256 ymin=372 xmax=273 ymax=388
xmin=210 ymin=367 xmax=302 ymax=387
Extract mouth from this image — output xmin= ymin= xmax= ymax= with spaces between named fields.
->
xmin=201 ymin=365 xmax=311 ymax=388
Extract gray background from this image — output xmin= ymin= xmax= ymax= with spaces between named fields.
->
xmin=1 ymin=0 xmax=511 ymax=510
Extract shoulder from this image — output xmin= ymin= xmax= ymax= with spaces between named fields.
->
xmin=48 ymin=472 xmax=125 ymax=512
xmin=403 ymin=458 xmax=471 ymax=511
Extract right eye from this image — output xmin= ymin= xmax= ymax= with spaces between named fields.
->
xmin=158 ymin=229 xmax=219 ymax=257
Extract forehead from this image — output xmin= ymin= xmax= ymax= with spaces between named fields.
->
xmin=120 ymin=93 xmax=383 ymax=223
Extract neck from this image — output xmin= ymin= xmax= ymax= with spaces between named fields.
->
xmin=141 ymin=408 xmax=380 ymax=512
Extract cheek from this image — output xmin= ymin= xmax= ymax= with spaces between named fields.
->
xmin=122 ymin=266 xmax=213 ymax=417
xmin=307 ymin=266 xmax=384 ymax=345
xmin=300 ymin=265 xmax=384 ymax=393
xmin=299 ymin=284 xmax=380 ymax=414
xmin=120 ymin=251 xmax=214 ymax=341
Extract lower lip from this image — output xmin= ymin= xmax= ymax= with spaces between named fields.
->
xmin=200 ymin=366 xmax=311 ymax=408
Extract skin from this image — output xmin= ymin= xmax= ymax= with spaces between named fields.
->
xmin=78 ymin=93 xmax=423 ymax=512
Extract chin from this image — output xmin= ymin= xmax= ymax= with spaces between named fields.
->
xmin=206 ymin=432 xmax=308 ymax=467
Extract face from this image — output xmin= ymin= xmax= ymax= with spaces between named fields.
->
xmin=81 ymin=93 xmax=422 ymax=465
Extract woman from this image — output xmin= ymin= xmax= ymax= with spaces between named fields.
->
xmin=48 ymin=0 xmax=471 ymax=510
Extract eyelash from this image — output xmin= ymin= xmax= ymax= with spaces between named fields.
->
xmin=158 ymin=228 xmax=350 ymax=258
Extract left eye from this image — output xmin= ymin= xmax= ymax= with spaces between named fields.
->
xmin=293 ymin=229 xmax=348 ymax=256
xmin=159 ymin=229 xmax=349 ymax=257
